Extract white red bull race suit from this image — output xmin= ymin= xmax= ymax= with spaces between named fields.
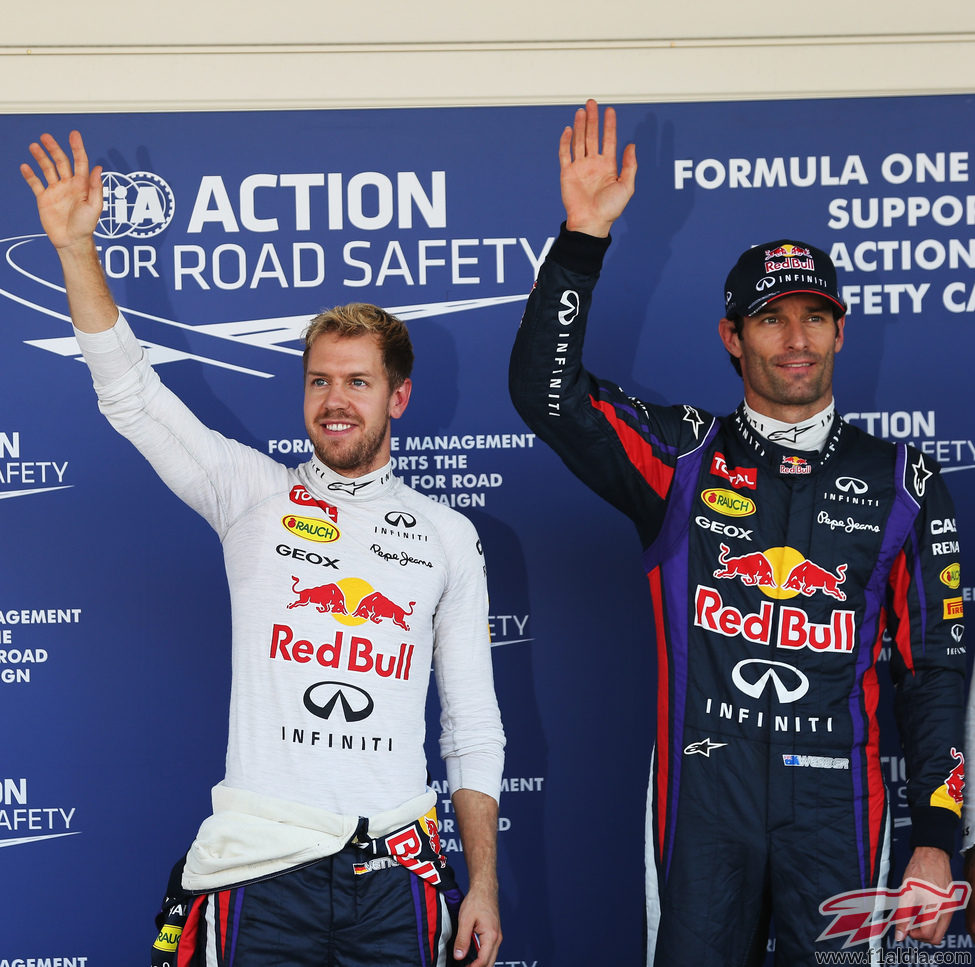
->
xmin=76 ymin=314 xmax=504 ymax=966
xmin=509 ymin=227 xmax=966 ymax=966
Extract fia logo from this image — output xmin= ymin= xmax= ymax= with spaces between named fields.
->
xmin=97 ymin=171 xmax=175 ymax=239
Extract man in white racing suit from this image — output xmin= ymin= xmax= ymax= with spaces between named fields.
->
xmin=21 ymin=130 xmax=505 ymax=967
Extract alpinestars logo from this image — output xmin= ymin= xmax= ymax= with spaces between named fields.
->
xmin=817 ymin=878 xmax=970 ymax=947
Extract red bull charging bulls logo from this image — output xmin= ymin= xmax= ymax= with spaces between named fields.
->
xmin=701 ymin=544 xmax=856 ymax=651
xmin=712 ymin=544 xmax=848 ymax=602
xmin=714 ymin=544 xmax=775 ymax=587
xmin=288 ymin=577 xmax=414 ymax=631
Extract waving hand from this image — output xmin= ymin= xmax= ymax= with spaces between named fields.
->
xmin=559 ymin=99 xmax=637 ymax=238
xmin=21 ymin=131 xmax=104 ymax=251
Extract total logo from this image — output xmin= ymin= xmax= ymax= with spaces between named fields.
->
xmin=710 ymin=452 xmax=757 ymax=490
xmin=712 ymin=543 xmax=847 ymax=601
xmin=97 ymin=170 xmax=176 ymax=239
xmin=290 ymin=485 xmax=339 ymax=523
xmin=288 ymin=576 xmax=415 ymax=630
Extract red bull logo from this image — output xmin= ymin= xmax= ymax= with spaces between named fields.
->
xmin=930 ymin=747 xmax=965 ymax=816
xmin=385 ymin=819 xmax=444 ymax=885
xmin=423 ymin=812 xmax=443 ymax=858
xmin=289 ymin=485 xmax=338 ymax=523
xmin=700 ymin=488 xmax=756 ymax=517
xmin=711 ymin=545 xmax=849 ymax=603
xmin=781 ymin=560 xmax=848 ymax=601
xmin=764 ymin=244 xmax=815 ymax=272
xmin=695 ymin=585 xmax=855 ymax=652
xmin=287 ymin=575 xmax=416 ymax=633
xmin=940 ymin=563 xmax=961 ymax=589
xmin=779 ymin=455 xmax=811 ymax=476
xmin=765 ymin=244 xmax=811 ymax=260
xmin=269 ymin=623 xmax=415 ymax=680
xmin=710 ymin=452 xmax=757 ymax=490
xmin=946 ymin=748 xmax=965 ymax=804
xmin=713 ymin=544 xmax=775 ymax=587
xmin=282 ymin=514 xmax=340 ymax=543
xmin=288 ymin=577 xmax=348 ymax=615
xmin=352 ymin=591 xmax=415 ymax=631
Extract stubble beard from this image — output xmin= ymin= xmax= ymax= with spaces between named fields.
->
xmin=310 ymin=417 xmax=389 ymax=477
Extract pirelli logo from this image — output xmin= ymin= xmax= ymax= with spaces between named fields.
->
xmin=943 ymin=597 xmax=964 ymax=619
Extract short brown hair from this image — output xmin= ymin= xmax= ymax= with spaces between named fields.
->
xmin=303 ymin=303 xmax=414 ymax=387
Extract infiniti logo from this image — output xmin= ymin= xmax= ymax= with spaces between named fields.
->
xmin=756 ymin=276 xmax=776 ymax=291
xmin=732 ymin=659 xmax=809 ymax=703
xmin=951 ymin=624 xmax=964 ymax=643
xmin=558 ymin=289 xmax=580 ymax=325
xmin=835 ymin=477 xmax=868 ymax=495
xmin=303 ymin=681 xmax=374 ymax=722
xmin=385 ymin=511 xmax=417 ymax=528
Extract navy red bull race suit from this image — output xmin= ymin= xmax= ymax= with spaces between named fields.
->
xmin=509 ymin=227 xmax=966 ymax=965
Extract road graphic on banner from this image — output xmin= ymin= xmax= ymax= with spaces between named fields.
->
xmin=0 ymin=234 xmax=528 ymax=377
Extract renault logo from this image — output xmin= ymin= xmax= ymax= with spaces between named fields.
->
xmin=303 ymin=681 xmax=374 ymax=722
xmin=732 ymin=659 xmax=809 ymax=703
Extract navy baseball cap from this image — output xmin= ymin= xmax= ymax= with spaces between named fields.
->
xmin=724 ymin=239 xmax=847 ymax=319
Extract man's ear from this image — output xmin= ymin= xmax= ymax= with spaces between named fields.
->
xmin=718 ymin=317 xmax=743 ymax=360
xmin=389 ymin=378 xmax=412 ymax=419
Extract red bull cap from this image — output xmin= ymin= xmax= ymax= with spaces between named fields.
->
xmin=724 ymin=238 xmax=847 ymax=319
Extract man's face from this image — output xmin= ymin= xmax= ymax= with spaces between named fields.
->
xmin=303 ymin=332 xmax=411 ymax=478
xmin=719 ymin=294 xmax=845 ymax=422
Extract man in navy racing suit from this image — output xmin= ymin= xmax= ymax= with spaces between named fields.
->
xmin=509 ymin=99 xmax=966 ymax=965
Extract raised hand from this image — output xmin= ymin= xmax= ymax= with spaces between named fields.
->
xmin=21 ymin=131 xmax=104 ymax=251
xmin=20 ymin=130 xmax=118 ymax=332
xmin=559 ymin=99 xmax=637 ymax=238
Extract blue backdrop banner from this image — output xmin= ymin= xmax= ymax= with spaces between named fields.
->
xmin=1 ymin=94 xmax=974 ymax=966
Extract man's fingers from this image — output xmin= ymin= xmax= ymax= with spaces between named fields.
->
xmin=40 ymin=132 xmax=73 ymax=181
xmin=19 ymin=162 xmax=44 ymax=197
xmin=571 ymin=106 xmax=587 ymax=162
xmin=558 ymin=125 xmax=573 ymax=170
xmin=89 ymin=165 xmax=104 ymax=205
xmin=28 ymin=140 xmax=58 ymax=185
xmin=620 ymin=142 xmax=638 ymax=190
xmin=602 ymin=105 xmax=618 ymax=159
xmin=584 ymin=98 xmax=600 ymax=157
xmin=69 ymin=130 xmax=90 ymax=181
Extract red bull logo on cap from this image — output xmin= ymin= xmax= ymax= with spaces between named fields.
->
xmin=764 ymin=243 xmax=815 ymax=273
xmin=700 ymin=488 xmax=756 ymax=517
xmin=765 ymin=244 xmax=811 ymax=260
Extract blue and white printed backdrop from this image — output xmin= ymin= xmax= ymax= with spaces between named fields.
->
xmin=1 ymin=95 xmax=974 ymax=965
